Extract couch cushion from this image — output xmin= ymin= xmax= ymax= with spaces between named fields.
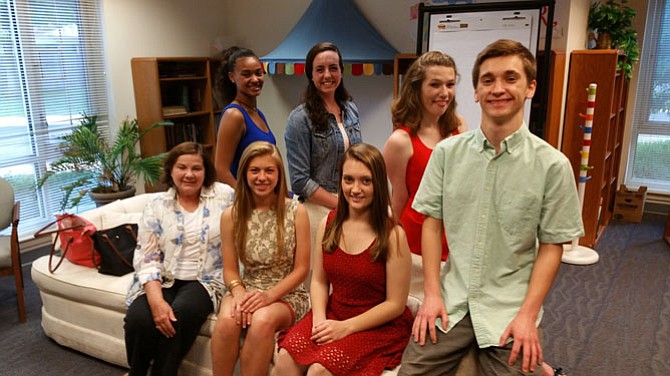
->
xmin=78 ymin=199 xmax=127 ymax=229
xmin=32 ymin=255 xmax=131 ymax=312
xmin=102 ymin=211 xmax=143 ymax=229
xmin=119 ymin=193 xmax=160 ymax=214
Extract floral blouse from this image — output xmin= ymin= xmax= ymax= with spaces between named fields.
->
xmin=126 ymin=182 xmax=235 ymax=310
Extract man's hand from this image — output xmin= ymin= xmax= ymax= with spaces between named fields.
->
xmin=412 ymin=293 xmax=448 ymax=346
xmin=499 ymin=312 xmax=543 ymax=373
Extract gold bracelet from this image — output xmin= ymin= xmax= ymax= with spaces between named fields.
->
xmin=227 ymin=279 xmax=244 ymax=291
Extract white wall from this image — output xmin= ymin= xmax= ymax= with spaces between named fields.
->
xmin=100 ymin=0 xmax=583 ymax=155
xmin=221 ymin=0 xmax=412 ymax=152
xmin=102 ymin=0 xmax=228 ymax=130
xmin=102 ymin=0 xmax=413 ymax=157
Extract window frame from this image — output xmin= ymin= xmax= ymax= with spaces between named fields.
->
xmin=624 ymin=0 xmax=670 ymax=193
xmin=0 ymin=0 xmax=109 ymax=238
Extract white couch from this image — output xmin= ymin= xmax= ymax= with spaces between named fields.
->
xmin=31 ymin=193 xmax=476 ymax=375
xmin=31 ymin=193 xmax=214 ymax=375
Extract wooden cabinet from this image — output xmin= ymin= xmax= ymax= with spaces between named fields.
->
xmin=561 ymin=50 xmax=629 ymax=247
xmin=536 ymin=50 xmax=566 ymax=149
xmin=393 ymin=53 xmax=418 ymax=98
xmin=131 ymin=57 xmax=218 ymax=191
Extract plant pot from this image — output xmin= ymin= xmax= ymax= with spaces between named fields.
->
xmin=89 ymin=186 xmax=136 ymax=207
xmin=596 ymin=32 xmax=612 ymax=49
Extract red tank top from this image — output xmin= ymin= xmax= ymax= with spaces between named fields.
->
xmin=397 ymin=126 xmax=459 ymax=261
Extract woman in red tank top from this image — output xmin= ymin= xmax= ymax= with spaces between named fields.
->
xmin=382 ymin=52 xmax=465 ymax=300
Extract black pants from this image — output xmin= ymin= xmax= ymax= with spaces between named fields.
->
xmin=124 ymin=280 xmax=213 ymax=376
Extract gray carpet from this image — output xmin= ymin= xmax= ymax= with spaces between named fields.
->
xmin=542 ymin=212 xmax=670 ymax=375
xmin=0 ymin=248 xmax=126 ymax=375
xmin=1 ymin=213 xmax=669 ymax=375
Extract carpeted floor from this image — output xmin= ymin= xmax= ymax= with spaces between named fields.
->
xmin=542 ymin=212 xmax=670 ymax=375
xmin=0 ymin=247 xmax=126 ymax=375
xmin=1 ymin=213 xmax=669 ymax=375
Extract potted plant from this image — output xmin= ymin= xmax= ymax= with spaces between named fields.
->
xmin=588 ymin=0 xmax=640 ymax=78
xmin=39 ymin=114 xmax=171 ymax=210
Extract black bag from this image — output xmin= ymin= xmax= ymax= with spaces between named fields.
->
xmin=91 ymin=223 xmax=138 ymax=276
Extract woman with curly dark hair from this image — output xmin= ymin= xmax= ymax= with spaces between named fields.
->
xmin=284 ymin=42 xmax=362 ymax=251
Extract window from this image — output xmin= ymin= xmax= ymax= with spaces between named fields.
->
xmin=0 ymin=0 xmax=109 ymax=237
xmin=625 ymin=0 xmax=670 ymax=193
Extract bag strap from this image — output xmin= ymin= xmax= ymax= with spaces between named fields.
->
xmin=125 ymin=224 xmax=138 ymax=242
xmin=99 ymin=231 xmax=134 ymax=268
xmin=48 ymin=232 xmax=71 ymax=273
xmin=35 ymin=215 xmax=82 ymax=273
xmin=34 ymin=215 xmax=84 ymax=238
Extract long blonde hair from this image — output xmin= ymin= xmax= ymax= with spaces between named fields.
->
xmin=233 ymin=141 xmax=290 ymax=264
xmin=322 ymin=143 xmax=396 ymax=262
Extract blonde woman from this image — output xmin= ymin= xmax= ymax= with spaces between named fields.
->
xmin=210 ymin=141 xmax=310 ymax=376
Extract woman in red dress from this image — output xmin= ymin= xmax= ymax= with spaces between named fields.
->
xmin=274 ymin=143 xmax=412 ymax=376
xmin=382 ymin=51 xmax=466 ymax=301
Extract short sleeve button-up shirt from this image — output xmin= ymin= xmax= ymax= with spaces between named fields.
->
xmin=413 ymin=125 xmax=584 ymax=347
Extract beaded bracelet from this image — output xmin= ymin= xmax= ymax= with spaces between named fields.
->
xmin=227 ymin=279 xmax=244 ymax=291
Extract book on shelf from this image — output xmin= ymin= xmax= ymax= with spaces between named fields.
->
xmin=162 ymin=105 xmax=188 ymax=116
xmin=165 ymin=122 xmax=204 ymax=150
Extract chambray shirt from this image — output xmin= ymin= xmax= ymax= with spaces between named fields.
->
xmin=284 ymin=101 xmax=362 ymax=199
xmin=126 ymin=182 xmax=235 ymax=310
xmin=413 ymin=125 xmax=584 ymax=347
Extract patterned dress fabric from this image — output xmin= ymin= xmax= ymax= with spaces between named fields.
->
xmin=278 ymin=214 xmax=413 ymax=375
xmin=234 ymin=198 xmax=309 ymax=322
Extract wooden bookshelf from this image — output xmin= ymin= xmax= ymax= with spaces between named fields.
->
xmin=131 ymin=57 xmax=218 ymax=191
xmin=393 ymin=53 xmax=418 ymax=98
xmin=561 ymin=50 xmax=629 ymax=247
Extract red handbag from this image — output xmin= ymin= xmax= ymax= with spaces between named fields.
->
xmin=35 ymin=213 xmax=100 ymax=272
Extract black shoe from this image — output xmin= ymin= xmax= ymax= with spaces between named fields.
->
xmin=553 ymin=367 xmax=567 ymax=376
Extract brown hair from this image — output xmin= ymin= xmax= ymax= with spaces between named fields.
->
xmin=322 ymin=143 xmax=397 ymax=262
xmin=391 ymin=51 xmax=460 ymax=137
xmin=303 ymin=42 xmax=352 ymax=132
xmin=233 ymin=141 xmax=290 ymax=265
xmin=162 ymin=142 xmax=216 ymax=189
xmin=471 ymin=39 xmax=537 ymax=88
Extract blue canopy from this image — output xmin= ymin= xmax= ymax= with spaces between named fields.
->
xmin=261 ymin=0 xmax=398 ymax=67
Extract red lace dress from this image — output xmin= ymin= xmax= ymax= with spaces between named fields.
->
xmin=397 ymin=125 xmax=459 ymax=261
xmin=277 ymin=223 xmax=413 ymax=375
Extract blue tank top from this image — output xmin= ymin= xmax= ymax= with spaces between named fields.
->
xmin=224 ymin=103 xmax=276 ymax=178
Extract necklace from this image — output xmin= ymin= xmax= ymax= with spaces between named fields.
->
xmin=235 ymin=99 xmax=257 ymax=113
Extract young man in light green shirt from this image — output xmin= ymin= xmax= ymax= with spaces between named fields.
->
xmin=398 ymin=40 xmax=584 ymax=376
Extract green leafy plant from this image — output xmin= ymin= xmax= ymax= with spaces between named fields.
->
xmin=39 ymin=114 xmax=171 ymax=210
xmin=588 ymin=0 xmax=639 ymax=78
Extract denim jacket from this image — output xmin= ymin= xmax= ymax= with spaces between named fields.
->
xmin=284 ymin=101 xmax=362 ymax=199
xmin=125 ymin=182 xmax=234 ymax=310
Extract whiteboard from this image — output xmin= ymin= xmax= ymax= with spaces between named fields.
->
xmin=425 ymin=10 xmax=539 ymax=131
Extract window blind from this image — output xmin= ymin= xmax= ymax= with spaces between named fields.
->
xmin=0 ymin=0 xmax=109 ymax=238
xmin=625 ymin=0 xmax=670 ymax=193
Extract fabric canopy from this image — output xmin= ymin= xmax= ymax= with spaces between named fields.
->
xmin=260 ymin=0 xmax=398 ymax=75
